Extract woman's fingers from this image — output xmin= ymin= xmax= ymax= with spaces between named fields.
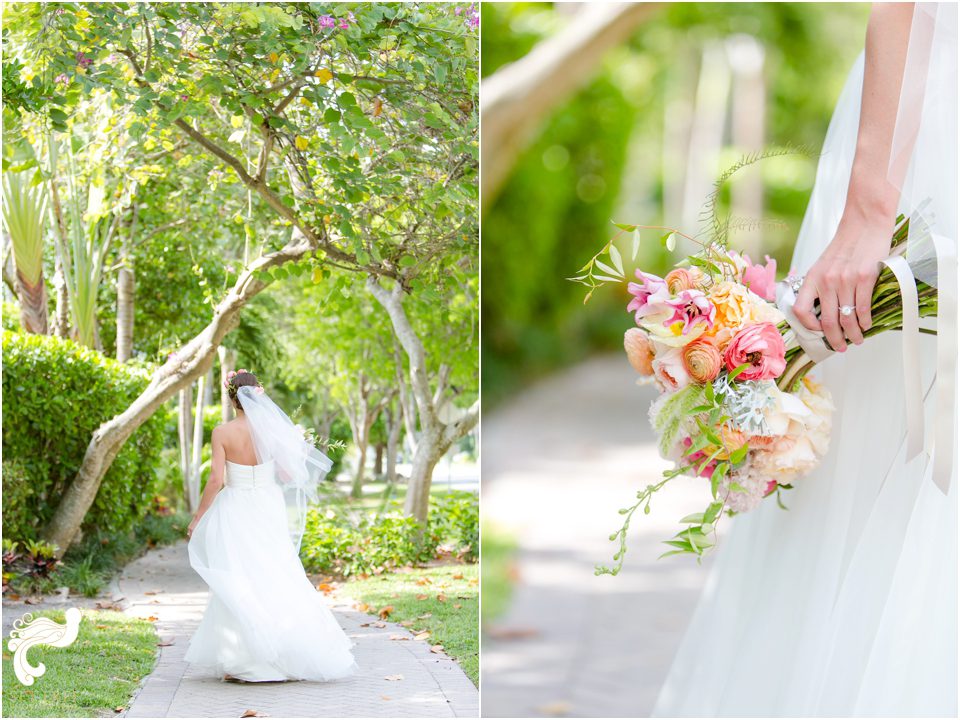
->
xmin=855 ymin=270 xmax=876 ymax=332
xmin=793 ymin=278 xmax=821 ymax=331
xmin=839 ymin=287 xmax=864 ymax=345
xmin=818 ymin=288 xmax=847 ymax=352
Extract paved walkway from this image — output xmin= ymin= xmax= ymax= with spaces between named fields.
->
xmin=481 ymin=355 xmax=723 ymax=718
xmin=115 ymin=542 xmax=477 ymax=718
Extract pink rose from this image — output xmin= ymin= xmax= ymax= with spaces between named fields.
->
xmin=724 ymin=322 xmax=786 ymax=381
xmin=741 ymin=254 xmax=777 ymax=302
xmin=653 ymin=347 xmax=690 ymax=391
xmin=624 ymin=328 xmax=655 ymax=376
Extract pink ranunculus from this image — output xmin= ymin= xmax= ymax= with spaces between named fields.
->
xmin=627 ymin=270 xmax=670 ymax=323
xmin=624 ymin=328 xmax=656 ymax=376
xmin=724 ymin=322 xmax=787 ymax=381
xmin=764 ymin=479 xmax=778 ymax=496
xmin=652 ymin=347 xmax=690 ymax=391
xmin=742 ymin=254 xmax=778 ymax=302
xmin=662 ymin=290 xmax=716 ymax=335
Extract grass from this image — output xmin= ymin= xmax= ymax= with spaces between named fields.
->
xmin=343 ymin=563 xmax=479 ymax=685
xmin=1 ymin=609 xmax=157 ymax=718
xmin=481 ymin=523 xmax=518 ymax=626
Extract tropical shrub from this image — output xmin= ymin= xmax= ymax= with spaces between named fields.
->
xmin=429 ymin=491 xmax=480 ymax=561
xmin=1 ymin=330 xmax=166 ymax=544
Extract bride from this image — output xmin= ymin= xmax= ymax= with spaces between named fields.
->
xmin=653 ymin=3 xmax=956 ymax=717
xmin=184 ymin=370 xmax=357 ymax=682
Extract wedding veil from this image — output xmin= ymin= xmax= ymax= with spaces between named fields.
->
xmin=235 ymin=385 xmax=333 ymax=552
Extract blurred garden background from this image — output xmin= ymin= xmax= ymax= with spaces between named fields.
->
xmin=479 ymin=2 xmax=870 ymax=716
xmin=1 ymin=3 xmax=479 ymax=714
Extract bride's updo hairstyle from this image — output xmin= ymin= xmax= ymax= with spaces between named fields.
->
xmin=224 ymin=369 xmax=260 ymax=411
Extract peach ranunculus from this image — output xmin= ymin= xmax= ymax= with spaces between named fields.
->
xmin=624 ymin=328 xmax=655 ymax=376
xmin=652 ymin=347 xmax=691 ymax=391
xmin=724 ymin=322 xmax=787 ymax=381
xmin=665 ymin=268 xmax=698 ymax=294
xmin=681 ymin=337 xmax=722 ymax=384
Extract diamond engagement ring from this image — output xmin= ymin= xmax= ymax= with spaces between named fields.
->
xmin=840 ymin=305 xmax=855 ymax=317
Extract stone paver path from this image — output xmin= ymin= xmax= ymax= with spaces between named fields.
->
xmin=115 ymin=542 xmax=477 ymax=718
xmin=481 ymin=355 xmax=724 ymax=718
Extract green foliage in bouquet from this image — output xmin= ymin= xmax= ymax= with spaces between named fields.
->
xmin=1 ymin=331 xmax=166 ymax=543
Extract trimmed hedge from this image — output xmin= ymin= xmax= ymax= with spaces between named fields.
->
xmin=299 ymin=491 xmax=479 ymax=578
xmin=2 ymin=331 xmax=166 ymax=544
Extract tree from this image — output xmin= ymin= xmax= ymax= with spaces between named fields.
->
xmin=4 ymin=2 xmax=477 ymax=556
xmin=1 ymin=169 xmax=49 ymax=334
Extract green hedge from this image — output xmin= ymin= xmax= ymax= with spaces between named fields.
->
xmin=1 ymin=331 xmax=166 ymax=545
xmin=300 ymin=491 xmax=479 ymax=578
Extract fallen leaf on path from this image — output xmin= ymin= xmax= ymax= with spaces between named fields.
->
xmin=415 ymin=577 xmax=432 ymax=586
xmin=413 ymin=631 xmax=431 ymax=641
xmin=384 ymin=674 xmax=404 ymax=681
xmin=538 ymin=701 xmax=572 ymax=716
xmin=430 ymin=644 xmax=444 ymax=654
xmin=240 ymin=710 xmax=270 ymax=717
xmin=23 ymin=596 xmax=42 ymax=605
xmin=452 ymin=573 xmax=464 ymax=580
xmin=453 ymin=604 xmax=462 ymax=610
xmin=436 ymin=593 xmax=447 ymax=603
xmin=96 ymin=600 xmax=123 ymax=611
xmin=373 ymin=621 xmax=387 ymax=629
xmin=399 ymin=620 xmax=414 ymax=627
xmin=95 ymin=624 xmax=108 ymax=629
xmin=316 ymin=583 xmax=333 ymax=594
xmin=415 ymin=593 xmax=429 ymax=601
xmin=113 ymin=707 xmax=124 ymax=713
xmin=157 ymin=639 xmax=175 ymax=647
xmin=417 ymin=613 xmax=432 ymax=620
xmin=378 ymin=605 xmax=394 ymax=619
xmin=486 ymin=626 xmax=539 ymax=640
xmin=144 ymin=590 xmax=163 ymax=595
xmin=388 ymin=634 xmax=410 ymax=641
xmin=146 ymin=615 xmax=159 ymax=622
xmin=381 ymin=695 xmax=391 ymax=701
xmin=355 ymin=602 xmax=370 ymax=613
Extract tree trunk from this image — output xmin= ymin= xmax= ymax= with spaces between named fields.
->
xmin=352 ymin=441 xmax=368 ymax=498
xmin=385 ymin=402 xmax=401 ymax=484
xmin=188 ymin=375 xmax=206 ymax=512
xmin=481 ymin=2 xmax=659 ymax=209
xmin=2 ymin=240 xmax=18 ymax=299
xmin=47 ymin=154 xmax=71 ymax=338
xmin=116 ymin=205 xmax=137 ymax=362
xmin=42 ymin=236 xmax=314 ymax=557
xmin=374 ymin=443 xmax=384 ymax=477
xmin=178 ymin=385 xmax=193 ymax=510
xmin=368 ymin=278 xmax=479 ymax=524
xmin=218 ymin=346 xmax=236 ymax=422
xmin=15 ymin=271 xmax=48 ymax=335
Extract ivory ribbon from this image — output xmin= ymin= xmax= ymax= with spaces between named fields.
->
xmin=881 ymin=255 xmax=925 ymax=463
xmin=930 ymin=233 xmax=957 ymax=495
xmin=775 ymin=283 xmax=834 ymax=364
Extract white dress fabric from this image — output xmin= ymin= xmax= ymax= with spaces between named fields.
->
xmin=653 ymin=6 xmax=957 ymax=718
xmin=184 ymin=459 xmax=357 ymax=682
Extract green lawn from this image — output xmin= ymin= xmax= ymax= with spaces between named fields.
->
xmin=1 ymin=609 xmax=157 ymax=718
xmin=342 ymin=563 xmax=479 ymax=685
xmin=481 ymin=523 xmax=518 ymax=625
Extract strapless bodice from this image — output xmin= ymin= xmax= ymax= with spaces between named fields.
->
xmin=225 ymin=459 xmax=276 ymax=488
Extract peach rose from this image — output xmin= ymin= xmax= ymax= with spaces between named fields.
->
xmin=652 ymin=347 xmax=691 ymax=391
xmin=681 ymin=337 xmax=722 ymax=384
xmin=724 ymin=322 xmax=787 ymax=381
xmin=624 ymin=328 xmax=655 ymax=376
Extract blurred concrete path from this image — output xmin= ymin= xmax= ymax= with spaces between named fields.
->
xmin=481 ymin=355 xmax=723 ymax=718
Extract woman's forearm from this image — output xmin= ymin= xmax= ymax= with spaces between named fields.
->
xmin=193 ymin=475 xmax=223 ymax=520
xmin=845 ymin=2 xmax=915 ymax=220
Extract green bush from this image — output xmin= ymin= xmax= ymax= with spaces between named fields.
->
xmin=299 ymin=491 xmax=479 ymax=577
xmin=1 ymin=330 xmax=166 ymax=546
xmin=2 ymin=301 xmax=22 ymax=332
xmin=429 ymin=491 xmax=479 ymax=561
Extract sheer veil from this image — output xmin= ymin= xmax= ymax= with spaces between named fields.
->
xmin=236 ymin=385 xmax=332 ymax=552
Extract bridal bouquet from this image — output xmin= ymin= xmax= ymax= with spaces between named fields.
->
xmin=572 ymin=165 xmax=937 ymax=573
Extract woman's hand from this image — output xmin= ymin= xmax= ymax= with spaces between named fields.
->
xmin=187 ymin=515 xmax=199 ymax=539
xmin=793 ymin=203 xmax=896 ymax=352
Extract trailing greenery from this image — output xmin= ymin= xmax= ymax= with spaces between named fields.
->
xmin=1 ymin=330 xmax=166 ymax=544
xmin=344 ymin=564 xmax=479 ymax=685
xmin=1 ymin=609 xmax=157 ymax=718
xmin=300 ymin=491 xmax=479 ymax=578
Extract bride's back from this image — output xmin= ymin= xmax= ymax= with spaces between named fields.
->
xmin=219 ymin=416 xmax=260 ymax=466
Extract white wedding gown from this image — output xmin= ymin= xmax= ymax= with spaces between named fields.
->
xmin=184 ymin=459 xmax=357 ymax=682
xmin=653 ymin=6 xmax=957 ymax=718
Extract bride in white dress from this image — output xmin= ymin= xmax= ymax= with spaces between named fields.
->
xmin=184 ymin=370 xmax=357 ymax=682
xmin=653 ymin=4 xmax=956 ymax=717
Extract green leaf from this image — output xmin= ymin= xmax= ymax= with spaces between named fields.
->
xmin=727 ymin=362 xmax=752 ymax=382
xmin=678 ymin=513 xmax=704 ymax=525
